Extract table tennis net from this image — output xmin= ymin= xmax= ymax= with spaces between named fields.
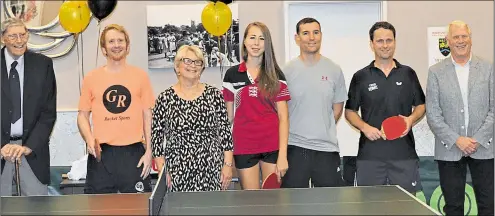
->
xmin=149 ymin=165 xmax=168 ymax=215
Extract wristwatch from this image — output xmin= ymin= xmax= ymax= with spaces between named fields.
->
xmin=224 ymin=162 xmax=233 ymax=167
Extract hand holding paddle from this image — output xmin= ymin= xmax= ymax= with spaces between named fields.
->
xmin=381 ymin=115 xmax=409 ymax=140
xmin=275 ymin=157 xmax=288 ymax=183
xmin=94 ymin=139 xmax=102 ymax=162
xmin=398 ymin=115 xmax=413 ymax=137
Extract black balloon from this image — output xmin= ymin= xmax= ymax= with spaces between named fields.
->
xmin=209 ymin=0 xmax=234 ymax=4
xmin=88 ymin=0 xmax=117 ymax=21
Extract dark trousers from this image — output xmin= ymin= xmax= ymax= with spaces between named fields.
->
xmin=281 ymin=145 xmax=344 ymax=188
xmin=437 ymin=157 xmax=494 ymax=216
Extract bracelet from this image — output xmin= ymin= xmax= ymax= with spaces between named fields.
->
xmin=224 ymin=162 xmax=233 ymax=167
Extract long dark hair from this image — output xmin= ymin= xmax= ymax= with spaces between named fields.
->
xmin=242 ymin=22 xmax=283 ymax=99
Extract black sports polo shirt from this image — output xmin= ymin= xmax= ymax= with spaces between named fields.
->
xmin=345 ymin=59 xmax=425 ymax=160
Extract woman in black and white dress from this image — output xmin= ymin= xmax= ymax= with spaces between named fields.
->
xmin=151 ymin=45 xmax=233 ymax=192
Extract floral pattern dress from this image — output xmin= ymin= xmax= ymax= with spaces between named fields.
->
xmin=151 ymin=84 xmax=233 ymax=192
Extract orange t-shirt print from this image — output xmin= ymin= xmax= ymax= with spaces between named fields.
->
xmin=78 ymin=65 xmax=155 ymax=146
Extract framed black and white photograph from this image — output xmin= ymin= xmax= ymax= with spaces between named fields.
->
xmin=147 ymin=3 xmax=240 ymax=69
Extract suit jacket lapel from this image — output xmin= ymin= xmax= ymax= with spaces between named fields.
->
xmin=444 ymin=61 xmax=464 ymax=105
xmin=1 ymin=47 xmax=11 ymax=104
xmin=468 ymin=56 xmax=480 ymax=97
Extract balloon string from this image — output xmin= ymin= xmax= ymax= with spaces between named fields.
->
xmin=96 ymin=21 xmax=101 ymax=68
xmin=78 ymin=5 xmax=83 ymax=33
xmin=215 ymin=5 xmax=220 ymax=35
xmin=75 ymin=32 xmax=87 ymax=156
xmin=75 ymin=33 xmax=81 ymax=96
xmin=81 ymin=31 xmax=84 ymax=80
xmin=218 ymin=36 xmax=224 ymax=81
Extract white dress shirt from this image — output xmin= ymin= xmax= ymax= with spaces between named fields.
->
xmin=4 ymin=48 xmax=24 ymax=137
xmin=452 ymin=55 xmax=471 ymax=135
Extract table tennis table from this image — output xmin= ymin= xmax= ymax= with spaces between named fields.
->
xmin=3 ymin=165 xmax=440 ymax=215
xmin=159 ymin=186 xmax=439 ymax=215
xmin=2 ymin=193 xmax=150 ymax=215
xmin=2 ymin=186 xmax=439 ymax=215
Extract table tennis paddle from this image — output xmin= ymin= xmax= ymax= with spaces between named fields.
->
xmin=94 ymin=139 xmax=102 ymax=162
xmin=381 ymin=116 xmax=407 ymax=140
xmin=261 ymin=172 xmax=281 ymax=189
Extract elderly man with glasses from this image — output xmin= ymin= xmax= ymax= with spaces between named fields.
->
xmin=1 ymin=18 xmax=57 ymax=196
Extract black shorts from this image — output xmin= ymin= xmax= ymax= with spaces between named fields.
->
xmin=85 ymin=142 xmax=152 ymax=194
xmin=234 ymin=150 xmax=278 ymax=169
xmin=281 ymin=145 xmax=344 ymax=188
xmin=356 ymin=159 xmax=422 ymax=193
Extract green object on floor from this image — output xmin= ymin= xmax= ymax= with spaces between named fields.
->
xmin=429 ymin=184 xmax=478 ymax=215
xmin=416 ymin=190 xmax=427 ymax=204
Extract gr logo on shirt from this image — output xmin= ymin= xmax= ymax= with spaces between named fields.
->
xmin=103 ymin=85 xmax=132 ymax=114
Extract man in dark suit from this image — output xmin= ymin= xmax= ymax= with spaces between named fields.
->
xmin=1 ymin=18 xmax=56 ymax=196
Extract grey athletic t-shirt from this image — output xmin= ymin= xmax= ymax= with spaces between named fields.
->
xmin=284 ymin=56 xmax=348 ymax=152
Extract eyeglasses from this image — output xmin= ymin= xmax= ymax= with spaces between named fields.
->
xmin=181 ymin=58 xmax=203 ymax=66
xmin=5 ymin=33 xmax=28 ymax=41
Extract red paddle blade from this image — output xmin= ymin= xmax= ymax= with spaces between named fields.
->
xmin=262 ymin=173 xmax=281 ymax=189
xmin=382 ymin=116 xmax=407 ymax=140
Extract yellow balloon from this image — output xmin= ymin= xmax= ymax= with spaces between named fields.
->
xmin=201 ymin=2 xmax=232 ymax=36
xmin=59 ymin=1 xmax=91 ymax=34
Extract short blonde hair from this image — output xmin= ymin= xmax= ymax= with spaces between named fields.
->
xmin=99 ymin=24 xmax=130 ymax=48
xmin=1 ymin=17 xmax=27 ymax=36
xmin=447 ymin=20 xmax=471 ymax=38
xmin=174 ymin=45 xmax=205 ymax=71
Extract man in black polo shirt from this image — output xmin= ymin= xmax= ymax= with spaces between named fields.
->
xmin=344 ymin=21 xmax=425 ymax=193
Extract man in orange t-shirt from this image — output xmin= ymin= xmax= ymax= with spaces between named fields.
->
xmin=77 ymin=24 xmax=155 ymax=194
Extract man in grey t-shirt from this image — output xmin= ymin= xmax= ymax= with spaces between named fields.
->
xmin=281 ymin=17 xmax=347 ymax=188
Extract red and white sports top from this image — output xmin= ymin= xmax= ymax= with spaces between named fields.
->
xmin=222 ymin=62 xmax=291 ymax=155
